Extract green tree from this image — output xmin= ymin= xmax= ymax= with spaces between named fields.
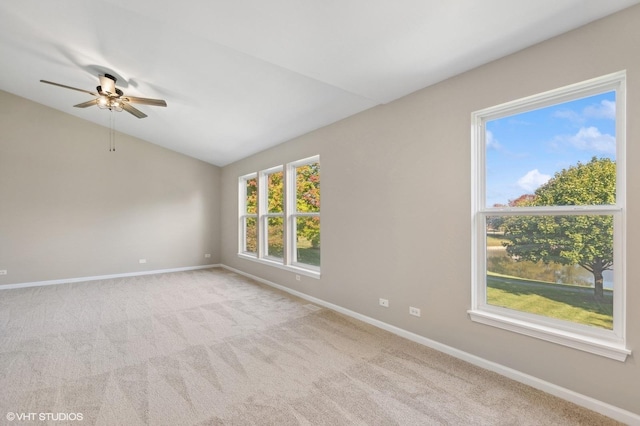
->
xmin=245 ymin=178 xmax=258 ymax=252
xmin=296 ymin=163 xmax=320 ymax=248
xmin=246 ymin=178 xmax=258 ymax=214
xmin=267 ymin=172 xmax=284 ymax=256
xmin=502 ymin=157 xmax=615 ymax=299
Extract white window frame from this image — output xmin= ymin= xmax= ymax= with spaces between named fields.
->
xmin=469 ymin=71 xmax=629 ymax=361
xmin=238 ymin=173 xmax=257 ymax=257
xmin=238 ymin=156 xmax=320 ymax=278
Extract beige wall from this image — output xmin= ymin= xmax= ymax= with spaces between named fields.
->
xmin=0 ymin=90 xmax=221 ymax=285
xmin=221 ymin=6 xmax=640 ymax=415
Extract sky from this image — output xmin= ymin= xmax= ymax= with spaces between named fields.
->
xmin=485 ymin=91 xmax=616 ymax=207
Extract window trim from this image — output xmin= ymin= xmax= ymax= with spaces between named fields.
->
xmin=287 ymin=157 xmax=321 ymax=273
xmin=469 ymin=71 xmax=629 ymax=361
xmin=238 ymin=156 xmax=320 ymax=279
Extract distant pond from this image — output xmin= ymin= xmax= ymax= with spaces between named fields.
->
xmin=486 ymin=246 xmax=613 ymax=289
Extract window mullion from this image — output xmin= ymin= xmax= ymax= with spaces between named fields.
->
xmin=482 ymin=206 xmax=621 ymax=215
xmin=285 ymin=162 xmax=295 ymax=265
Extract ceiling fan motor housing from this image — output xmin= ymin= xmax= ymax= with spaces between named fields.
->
xmin=97 ymin=74 xmax=119 ymax=96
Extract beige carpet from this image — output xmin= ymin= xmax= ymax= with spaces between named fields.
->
xmin=0 ymin=268 xmax=620 ymax=425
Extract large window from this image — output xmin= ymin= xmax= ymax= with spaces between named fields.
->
xmin=239 ymin=156 xmax=320 ymax=277
xmin=470 ymin=72 xmax=629 ymax=361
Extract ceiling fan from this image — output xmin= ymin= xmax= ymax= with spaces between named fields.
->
xmin=40 ymin=73 xmax=167 ymax=119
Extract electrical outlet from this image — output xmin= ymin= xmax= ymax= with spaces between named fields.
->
xmin=139 ymin=259 xmax=147 ymax=264
xmin=379 ymin=298 xmax=389 ymax=307
xmin=296 ymin=275 xmax=301 ymax=281
xmin=204 ymin=254 xmax=211 ymax=258
xmin=409 ymin=307 xmax=421 ymax=317
xmin=0 ymin=270 xmax=7 ymax=275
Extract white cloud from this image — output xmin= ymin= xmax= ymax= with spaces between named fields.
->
xmin=567 ymin=126 xmax=615 ymax=153
xmin=584 ymin=100 xmax=616 ymax=120
xmin=554 ymin=109 xmax=583 ymax=124
xmin=517 ymin=169 xmax=551 ymax=192
xmin=554 ymin=100 xmax=615 ymax=124
xmin=486 ymin=130 xmax=500 ymax=149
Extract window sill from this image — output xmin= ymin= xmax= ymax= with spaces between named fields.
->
xmin=468 ymin=309 xmax=630 ymax=362
xmin=237 ymin=253 xmax=320 ymax=279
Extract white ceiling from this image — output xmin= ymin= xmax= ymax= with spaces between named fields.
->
xmin=1 ymin=1 xmax=638 ymax=166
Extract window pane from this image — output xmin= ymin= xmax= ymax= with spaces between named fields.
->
xmin=245 ymin=178 xmax=257 ymax=214
xmin=296 ymin=216 xmax=320 ymax=266
xmin=485 ymin=92 xmax=616 ymax=208
xmin=486 ymin=214 xmax=613 ymax=329
xmin=244 ymin=217 xmax=257 ymax=253
xmin=268 ymin=171 xmax=283 ymax=213
xmin=267 ymin=216 xmax=284 ymax=259
xmin=296 ymin=162 xmax=320 ymax=213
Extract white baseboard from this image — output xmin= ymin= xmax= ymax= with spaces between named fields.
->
xmin=0 ymin=264 xmax=221 ymax=290
xmin=220 ymin=264 xmax=640 ymax=426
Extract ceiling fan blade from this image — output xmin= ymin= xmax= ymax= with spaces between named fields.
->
xmin=123 ymin=96 xmax=167 ymax=107
xmin=122 ymin=103 xmax=147 ymax=119
xmin=74 ymin=99 xmax=97 ymax=108
xmin=40 ymin=80 xmax=97 ymax=96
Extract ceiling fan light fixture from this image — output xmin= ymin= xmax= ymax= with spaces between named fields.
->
xmin=111 ymin=101 xmax=123 ymax=112
xmin=97 ymin=96 xmax=109 ymax=109
xmin=96 ymin=96 xmax=123 ymax=112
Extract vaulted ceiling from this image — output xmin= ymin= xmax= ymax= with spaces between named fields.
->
xmin=1 ymin=1 xmax=637 ymax=166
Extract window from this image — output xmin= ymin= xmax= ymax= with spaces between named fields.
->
xmin=288 ymin=159 xmax=320 ymax=269
xmin=239 ymin=156 xmax=320 ymax=277
xmin=470 ymin=72 xmax=629 ymax=361
xmin=261 ymin=167 xmax=284 ymax=260
xmin=239 ymin=174 xmax=257 ymax=255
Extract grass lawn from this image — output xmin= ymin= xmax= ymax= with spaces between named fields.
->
xmin=487 ymin=272 xmax=613 ymax=329
xmin=267 ymin=237 xmax=320 ymax=266
xmin=297 ymin=247 xmax=320 ymax=266
xmin=486 ymin=235 xmax=508 ymax=247
xmin=296 ymin=235 xmax=321 ymax=266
